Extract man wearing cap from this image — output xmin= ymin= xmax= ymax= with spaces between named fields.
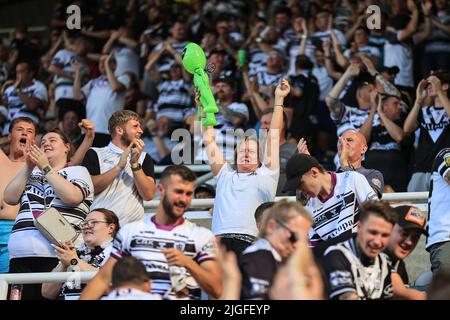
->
xmin=283 ymin=153 xmax=378 ymax=246
xmin=426 ymin=148 xmax=450 ymax=274
xmin=385 ymin=205 xmax=428 ymax=300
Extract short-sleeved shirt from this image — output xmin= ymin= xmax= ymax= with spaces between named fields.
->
xmin=414 ymin=106 xmax=450 ymax=173
xmin=426 ymin=148 xmax=450 ymax=249
xmin=336 ymin=166 xmax=384 ymax=198
xmin=59 ymin=241 xmax=112 ymax=300
xmin=2 ymin=80 xmax=48 ymax=135
xmin=212 ymin=164 xmax=279 ymax=237
xmin=51 ymin=49 xmax=89 ymax=86
xmin=111 ymin=215 xmax=217 ymax=300
xmin=8 ymin=166 xmax=94 ymax=259
xmin=306 ymin=172 xmax=378 ymax=244
xmin=82 ymin=74 xmax=130 ymax=134
xmin=82 ymin=142 xmax=155 ymax=226
xmin=239 ymin=238 xmax=281 ymax=300
xmin=331 ymin=105 xmax=371 ymax=136
xmin=323 ymin=235 xmax=393 ymax=300
xmin=102 ymin=288 xmax=162 ymax=300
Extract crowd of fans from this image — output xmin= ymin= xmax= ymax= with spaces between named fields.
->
xmin=0 ymin=0 xmax=449 ymax=301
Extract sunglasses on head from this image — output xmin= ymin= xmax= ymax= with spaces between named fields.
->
xmin=275 ymin=218 xmax=299 ymax=244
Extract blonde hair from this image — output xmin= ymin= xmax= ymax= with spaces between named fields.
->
xmin=259 ymin=199 xmax=312 ymax=238
xmin=108 ymin=110 xmax=140 ymax=135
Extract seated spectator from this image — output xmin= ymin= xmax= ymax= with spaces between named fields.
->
xmin=239 ymin=200 xmax=312 ymax=299
xmin=82 ymin=110 xmax=155 ymax=226
xmin=101 ymin=256 xmax=161 ymax=300
xmin=4 ymin=129 xmax=94 ymax=300
xmin=193 ymin=183 xmax=216 ymax=212
xmin=283 ymin=154 xmax=378 ymax=246
xmin=41 ymin=209 xmax=120 ymax=300
xmin=203 ymin=80 xmax=289 ymax=255
xmin=73 ymin=54 xmax=130 ymax=148
xmin=404 ymin=71 xmax=450 ymax=192
xmin=385 ymin=206 xmax=428 ymax=300
xmin=321 ymin=201 xmax=397 ymax=300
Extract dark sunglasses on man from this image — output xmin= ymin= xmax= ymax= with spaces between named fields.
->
xmin=275 ymin=218 xmax=299 ymax=244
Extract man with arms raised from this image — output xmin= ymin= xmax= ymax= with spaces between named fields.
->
xmin=80 ymin=165 xmax=222 ymax=300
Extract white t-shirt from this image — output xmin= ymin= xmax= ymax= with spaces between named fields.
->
xmin=384 ymin=32 xmax=413 ymax=87
xmin=212 ymin=164 xmax=279 ymax=237
xmin=82 ymin=142 xmax=155 ymax=226
xmin=111 ymin=215 xmax=216 ymax=300
xmin=8 ymin=166 xmax=94 ymax=259
xmin=102 ymin=288 xmax=162 ymax=300
xmin=113 ymin=46 xmax=140 ymax=78
xmin=306 ymin=171 xmax=378 ymax=243
xmin=426 ymin=148 xmax=450 ymax=249
xmin=82 ymin=74 xmax=130 ymax=134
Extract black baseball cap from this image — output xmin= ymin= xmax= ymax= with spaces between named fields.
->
xmin=282 ymin=154 xmax=322 ymax=193
xmin=381 ymin=66 xmax=400 ymax=75
xmin=394 ymin=205 xmax=428 ymax=236
xmin=195 ymin=183 xmax=216 ymax=197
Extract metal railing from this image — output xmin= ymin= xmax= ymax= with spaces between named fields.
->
xmin=154 ymin=165 xmax=211 ymax=174
xmin=0 ymin=272 xmax=96 ymax=300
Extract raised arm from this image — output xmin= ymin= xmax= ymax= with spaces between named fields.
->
xmin=398 ymin=0 xmax=419 ymax=42
xmin=105 ymin=54 xmax=126 ymax=92
xmin=263 ymin=79 xmax=290 ymax=170
xmin=68 ymin=119 xmax=95 ymax=166
xmin=404 ymin=79 xmax=427 ymax=133
xmin=71 ymin=60 xmax=85 ymax=101
xmin=359 ymin=91 xmax=378 ymax=142
xmin=326 ymin=64 xmax=360 ymax=118
xmin=428 ymin=75 xmax=450 ymax=119
xmin=378 ymin=102 xmax=405 ymax=143
xmin=413 ymin=1 xmax=432 ymax=44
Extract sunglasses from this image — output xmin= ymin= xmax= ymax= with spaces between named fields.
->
xmin=275 ymin=219 xmax=299 ymax=244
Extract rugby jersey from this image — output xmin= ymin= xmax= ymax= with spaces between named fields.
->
xmin=102 ymin=288 xmax=162 ymax=300
xmin=82 ymin=142 xmax=155 ymax=226
xmin=414 ymin=106 xmax=450 ymax=173
xmin=153 ymin=79 xmax=194 ymax=123
xmin=151 ymin=41 xmax=189 ymax=73
xmin=323 ymin=234 xmax=393 ymax=300
xmin=306 ymin=171 xmax=378 ymax=244
xmin=59 ymin=241 xmax=112 ymax=300
xmin=1 ymin=80 xmax=48 ymax=135
xmin=8 ymin=166 xmax=93 ymax=259
xmin=111 ymin=215 xmax=217 ymax=300
xmin=331 ymin=104 xmax=372 ymax=136
xmin=426 ymin=148 xmax=450 ymax=249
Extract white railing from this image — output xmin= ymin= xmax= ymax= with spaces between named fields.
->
xmin=0 ymin=272 xmax=96 ymax=300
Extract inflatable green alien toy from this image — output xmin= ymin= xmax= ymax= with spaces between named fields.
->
xmin=182 ymin=42 xmax=218 ymax=126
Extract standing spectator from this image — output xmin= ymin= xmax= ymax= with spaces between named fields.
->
xmin=423 ymin=0 xmax=450 ymax=76
xmin=360 ymin=93 xmax=410 ymax=192
xmin=239 ymin=200 xmax=312 ymax=299
xmin=101 ymin=256 xmax=162 ymax=300
xmin=344 ymin=27 xmax=380 ymax=66
xmin=259 ymin=108 xmax=297 ymax=196
xmin=283 ymin=154 xmax=378 ymax=245
xmin=325 ymin=63 xmax=374 ymax=136
xmin=142 ymin=116 xmax=177 ymax=165
xmin=311 ymin=9 xmax=347 ymax=48
xmin=203 ymin=80 xmax=288 ymax=255
xmin=0 ymin=117 xmax=37 ymax=273
xmin=254 ymin=49 xmax=286 ymax=100
xmin=426 ymin=148 xmax=450 ymax=274
xmin=48 ymin=35 xmax=90 ymax=102
xmin=41 ymin=209 xmax=120 ymax=300
xmin=321 ymin=201 xmax=397 ymax=300
xmin=4 ymin=129 xmax=94 ymax=300
xmin=82 ymin=110 xmax=155 ymax=226
xmin=1 ymin=61 xmax=48 ymax=135
xmin=73 ymin=54 xmax=131 ymax=147
xmin=80 ymin=165 xmax=222 ymax=300
xmin=404 ymin=71 xmax=450 ymax=191
xmin=386 ymin=205 xmax=428 ymax=300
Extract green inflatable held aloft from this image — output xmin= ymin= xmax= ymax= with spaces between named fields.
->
xmin=182 ymin=43 xmax=218 ymax=126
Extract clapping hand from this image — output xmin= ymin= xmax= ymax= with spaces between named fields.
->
xmin=129 ymin=139 xmax=144 ymax=166
xmin=28 ymin=144 xmax=50 ymax=171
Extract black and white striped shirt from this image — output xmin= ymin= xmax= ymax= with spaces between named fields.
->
xmin=111 ymin=215 xmax=217 ymax=300
xmin=154 ymin=79 xmax=194 ymax=123
xmin=332 ymin=105 xmax=372 ymax=136
xmin=8 ymin=166 xmax=93 ymax=259
xmin=323 ymin=235 xmax=393 ymax=300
